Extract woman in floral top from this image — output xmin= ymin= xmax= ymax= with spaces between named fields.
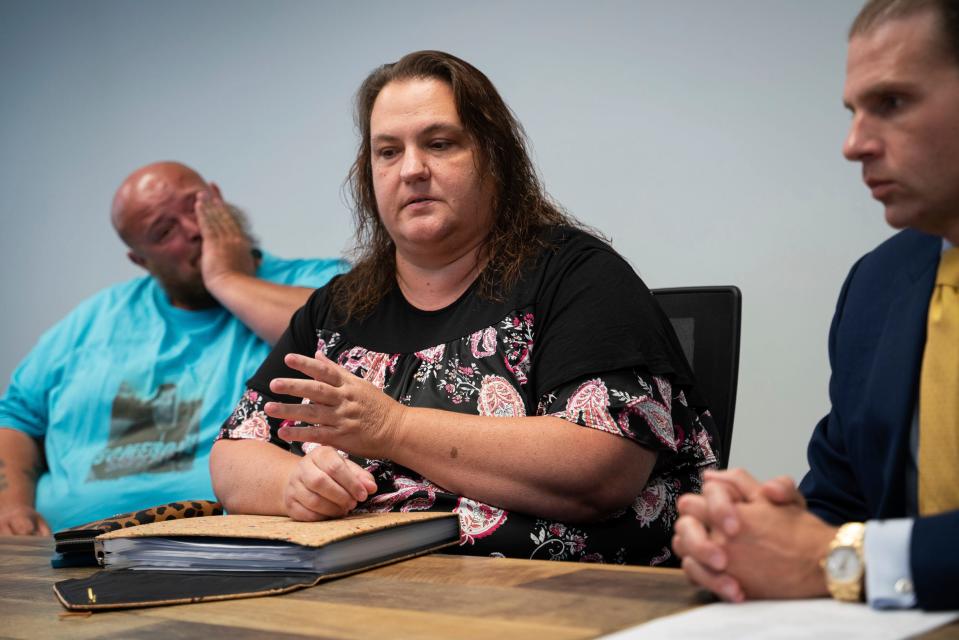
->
xmin=211 ymin=50 xmax=718 ymax=566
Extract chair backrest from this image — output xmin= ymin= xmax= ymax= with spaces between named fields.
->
xmin=650 ymin=286 xmax=741 ymax=469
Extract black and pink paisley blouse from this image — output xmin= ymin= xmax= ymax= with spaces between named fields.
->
xmin=219 ymin=227 xmax=718 ymax=566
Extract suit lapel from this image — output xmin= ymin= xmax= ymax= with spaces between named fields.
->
xmin=862 ymin=240 xmax=938 ymax=517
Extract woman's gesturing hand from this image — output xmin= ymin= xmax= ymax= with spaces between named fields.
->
xmin=266 ymin=351 xmax=408 ymax=460
xmin=283 ymin=445 xmax=378 ymax=521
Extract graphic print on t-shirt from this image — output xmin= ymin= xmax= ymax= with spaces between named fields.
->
xmin=87 ymin=382 xmax=201 ymax=480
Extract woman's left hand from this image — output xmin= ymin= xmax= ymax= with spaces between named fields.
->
xmin=266 ymin=351 xmax=407 ymax=459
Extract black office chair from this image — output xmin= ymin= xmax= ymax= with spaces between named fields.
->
xmin=650 ymin=286 xmax=741 ymax=469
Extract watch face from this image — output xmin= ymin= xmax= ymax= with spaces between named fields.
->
xmin=826 ymin=547 xmax=862 ymax=581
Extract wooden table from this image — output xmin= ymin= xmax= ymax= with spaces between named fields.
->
xmin=1 ymin=535 xmax=709 ymax=639
xmin=2 ymin=536 xmax=957 ymax=639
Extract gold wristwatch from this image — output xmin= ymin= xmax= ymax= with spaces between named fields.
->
xmin=822 ymin=522 xmax=866 ymax=602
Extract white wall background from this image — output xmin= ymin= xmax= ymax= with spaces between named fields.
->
xmin=0 ymin=0 xmax=892 ymax=482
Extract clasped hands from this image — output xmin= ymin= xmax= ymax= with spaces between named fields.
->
xmin=672 ymin=469 xmax=837 ymax=602
xmin=265 ymin=351 xmax=408 ymax=521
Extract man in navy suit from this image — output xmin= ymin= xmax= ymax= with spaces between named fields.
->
xmin=672 ymin=0 xmax=959 ymax=611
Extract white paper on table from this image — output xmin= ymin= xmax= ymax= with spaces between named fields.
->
xmin=599 ymin=599 xmax=959 ymax=640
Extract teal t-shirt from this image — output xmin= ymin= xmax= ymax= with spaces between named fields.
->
xmin=0 ymin=253 xmax=346 ymax=531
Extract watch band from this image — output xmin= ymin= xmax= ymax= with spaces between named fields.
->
xmin=824 ymin=522 xmax=866 ymax=602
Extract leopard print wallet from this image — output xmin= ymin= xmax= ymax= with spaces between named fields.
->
xmin=52 ymin=500 xmax=223 ymax=567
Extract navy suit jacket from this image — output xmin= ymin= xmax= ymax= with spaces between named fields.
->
xmin=798 ymin=228 xmax=958 ymax=611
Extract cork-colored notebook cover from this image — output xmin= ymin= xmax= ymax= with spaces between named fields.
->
xmin=54 ymin=512 xmax=460 ymax=612
xmin=96 ymin=511 xmax=453 ymax=547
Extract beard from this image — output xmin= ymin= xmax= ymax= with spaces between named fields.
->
xmin=154 ymin=268 xmax=219 ymax=310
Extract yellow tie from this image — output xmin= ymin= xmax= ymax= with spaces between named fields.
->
xmin=919 ymin=247 xmax=959 ymax=515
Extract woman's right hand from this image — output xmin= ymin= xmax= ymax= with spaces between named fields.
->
xmin=283 ymin=445 xmax=378 ymax=521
